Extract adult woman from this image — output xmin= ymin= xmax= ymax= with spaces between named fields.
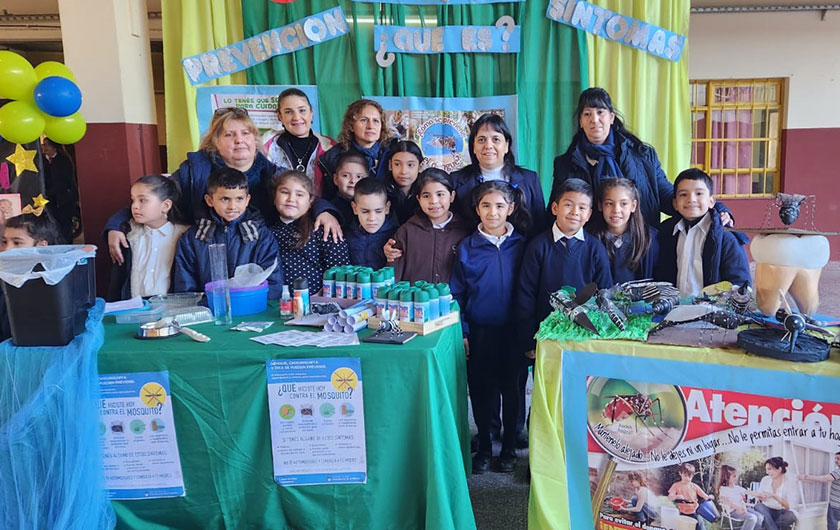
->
xmin=318 ymin=99 xmax=391 ymax=200
xmin=263 ymin=88 xmax=335 ymax=197
xmin=753 ymin=457 xmax=797 ymax=530
xmin=107 ymin=108 xmax=340 ymax=265
xmin=450 ymin=113 xmax=546 ymax=235
xmin=620 ymin=472 xmax=658 ymax=524
xmin=42 ymin=137 xmax=81 ymax=243
xmin=552 ymin=87 xmax=730 ymax=230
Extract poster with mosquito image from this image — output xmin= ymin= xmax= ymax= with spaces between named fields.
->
xmin=584 ymin=376 xmax=840 ymax=530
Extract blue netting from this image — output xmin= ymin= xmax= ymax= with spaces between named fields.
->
xmin=0 ymin=299 xmax=115 ymax=529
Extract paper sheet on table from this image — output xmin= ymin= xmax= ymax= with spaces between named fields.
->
xmin=104 ymin=296 xmax=144 ymax=314
xmin=284 ymin=313 xmax=331 ymax=327
xmin=251 ymin=330 xmax=360 ymax=348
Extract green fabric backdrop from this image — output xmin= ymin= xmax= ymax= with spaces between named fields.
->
xmin=241 ymin=0 xmax=589 ymax=198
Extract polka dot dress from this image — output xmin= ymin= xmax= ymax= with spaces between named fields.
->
xmin=270 ymin=219 xmax=350 ymax=294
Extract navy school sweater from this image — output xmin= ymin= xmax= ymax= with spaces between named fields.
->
xmin=329 ymin=194 xmax=355 ymax=228
xmin=345 ymin=213 xmax=399 ymax=270
xmin=450 ymin=229 xmax=527 ymax=337
xmin=601 ymin=226 xmax=660 ymax=284
xmin=514 ymin=228 xmax=613 ymax=352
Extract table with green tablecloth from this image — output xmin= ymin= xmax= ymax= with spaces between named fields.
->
xmin=98 ymin=309 xmax=474 ymax=529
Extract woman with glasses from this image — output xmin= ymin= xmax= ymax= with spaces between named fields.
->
xmin=318 ymin=99 xmax=391 ymax=201
xmin=262 ymin=88 xmax=336 ymax=197
xmin=105 ymin=107 xmax=341 ymax=266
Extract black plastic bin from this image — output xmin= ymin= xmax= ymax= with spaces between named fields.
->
xmin=1 ymin=246 xmax=96 ymax=346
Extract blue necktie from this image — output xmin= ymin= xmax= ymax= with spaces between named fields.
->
xmin=562 ymin=236 xmax=579 ymax=253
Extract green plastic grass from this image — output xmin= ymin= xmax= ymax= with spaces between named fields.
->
xmin=535 ymin=309 xmax=652 ymax=343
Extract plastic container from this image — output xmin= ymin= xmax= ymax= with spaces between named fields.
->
xmin=335 ymin=269 xmax=347 ymax=299
xmin=375 ymin=286 xmax=389 ymax=318
xmin=206 ymin=280 xmax=268 ymax=317
xmin=279 ymin=285 xmax=293 ymax=318
xmin=115 ymin=306 xmax=164 ymax=324
xmin=293 ymin=278 xmax=310 ymax=318
xmin=382 ymin=266 xmax=395 ymax=286
xmin=387 ymin=287 xmax=402 ymax=318
xmin=356 ymin=271 xmax=372 ymax=300
xmin=370 ymin=271 xmax=385 ymax=298
xmin=413 ymin=289 xmax=430 ymax=323
xmin=398 ymin=289 xmax=413 ymax=322
xmin=424 ymin=285 xmax=440 ymax=320
xmin=322 ymin=268 xmax=336 ymax=298
xmin=437 ymin=283 xmax=452 ymax=315
xmin=148 ymin=292 xmax=204 ymax=310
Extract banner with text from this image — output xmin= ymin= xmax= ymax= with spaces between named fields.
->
xmin=373 ymin=23 xmax=520 ymax=55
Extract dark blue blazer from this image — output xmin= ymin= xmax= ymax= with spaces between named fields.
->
xmin=515 ymin=229 xmax=613 ymax=352
xmin=450 ymin=230 xmax=527 ymax=337
xmin=345 ymin=214 xmax=399 ymax=270
xmin=173 ymin=207 xmax=284 ymax=299
xmin=450 ymin=165 xmax=547 ymax=237
xmin=654 ymin=209 xmax=751 ymax=289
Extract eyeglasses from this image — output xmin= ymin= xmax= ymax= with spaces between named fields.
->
xmin=213 ymin=107 xmax=249 ymax=118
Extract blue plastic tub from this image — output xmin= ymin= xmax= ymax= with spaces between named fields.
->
xmin=205 ymin=280 xmax=268 ymax=317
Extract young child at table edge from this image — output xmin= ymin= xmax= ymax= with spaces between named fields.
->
xmin=345 ymin=178 xmax=398 ymax=270
xmin=654 ymin=168 xmax=750 ymax=297
xmin=108 ymin=175 xmax=189 ymax=301
xmin=516 ymin=177 xmax=612 ymax=357
xmin=450 ymin=180 xmax=530 ymax=474
xmin=330 ymin=152 xmax=369 ymax=227
xmin=173 ymin=167 xmax=284 ymax=298
xmin=0 ymin=210 xmax=62 ymax=342
xmin=390 ymin=168 xmax=471 ymax=284
xmin=270 ymin=170 xmax=350 ymax=295
xmin=668 ymin=462 xmax=714 ymax=530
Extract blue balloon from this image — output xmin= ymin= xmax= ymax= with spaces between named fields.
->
xmin=33 ymin=76 xmax=82 ymax=118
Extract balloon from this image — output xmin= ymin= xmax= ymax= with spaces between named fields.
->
xmin=0 ymin=101 xmax=46 ymax=144
xmin=44 ymin=112 xmax=86 ymax=144
xmin=33 ymin=76 xmax=82 ymax=117
xmin=0 ymin=51 xmax=37 ymax=101
xmin=34 ymin=61 xmax=76 ymax=82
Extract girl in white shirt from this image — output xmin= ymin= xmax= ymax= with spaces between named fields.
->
xmin=108 ymin=175 xmax=188 ymax=299
xmin=718 ymin=464 xmax=764 ymax=530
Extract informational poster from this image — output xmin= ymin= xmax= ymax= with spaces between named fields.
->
xmin=98 ymin=372 xmax=185 ymax=500
xmin=266 ymin=357 xmax=367 ymax=486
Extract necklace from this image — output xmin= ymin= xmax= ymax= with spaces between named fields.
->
xmin=284 ymin=134 xmax=317 ymax=173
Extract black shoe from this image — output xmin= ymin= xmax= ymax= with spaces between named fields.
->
xmin=472 ymin=453 xmax=491 ymax=474
xmin=497 ymin=454 xmax=517 ymax=473
xmin=516 ymin=430 xmax=529 ymax=449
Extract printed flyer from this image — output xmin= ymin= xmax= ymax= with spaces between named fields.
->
xmin=98 ymin=371 xmax=185 ymax=500
xmin=266 ymin=357 xmax=367 ymax=486
xmin=585 ymin=376 xmax=840 ymax=530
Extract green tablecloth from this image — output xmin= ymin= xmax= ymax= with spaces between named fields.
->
xmin=98 ymin=309 xmax=474 ymax=529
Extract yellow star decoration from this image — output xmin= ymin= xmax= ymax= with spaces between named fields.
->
xmin=32 ymin=194 xmax=49 ymax=209
xmin=5 ymin=144 xmax=38 ymax=176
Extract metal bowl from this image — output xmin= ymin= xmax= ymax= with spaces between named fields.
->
xmin=135 ymin=321 xmax=181 ymax=340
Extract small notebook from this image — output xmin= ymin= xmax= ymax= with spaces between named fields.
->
xmin=362 ymin=331 xmax=418 ymax=345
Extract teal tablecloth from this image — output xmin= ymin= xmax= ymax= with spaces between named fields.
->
xmin=98 ymin=309 xmax=474 ymax=529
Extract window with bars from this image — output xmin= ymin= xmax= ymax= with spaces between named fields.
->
xmin=689 ymin=79 xmax=784 ymax=197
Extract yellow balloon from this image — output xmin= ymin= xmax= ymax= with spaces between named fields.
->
xmin=0 ymin=101 xmax=46 ymax=144
xmin=34 ymin=61 xmax=77 ymax=82
xmin=44 ymin=112 xmax=87 ymax=144
xmin=0 ymin=51 xmax=37 ymax=101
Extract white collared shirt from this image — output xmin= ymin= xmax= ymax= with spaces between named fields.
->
xmin=552 ymin=223 xmax=586 ymax=245
xmin=478 ymin=222 xmax=514 ymax=249
xmin=127 ymin=221 xmax=188 ymax=298
xmin=673 ymin=212 xmax=712 ymax=296
xmin=479 ymin=165 xmax=504 ymax=182
xmin=432 ymin=212 xmax=454 ymax=229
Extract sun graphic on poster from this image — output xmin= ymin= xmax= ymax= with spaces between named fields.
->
xmin=330 ymin=368 xmax=358 ymax=392
xmin=140 ymin=382 xmax=167 ymax=408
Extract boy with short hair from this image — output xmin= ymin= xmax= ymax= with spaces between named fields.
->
xmin=345 ymin=178 xmax=399 ymax=269
xmin=173 ymin=167 xmax=284 ymax=298
xmin=655 ymin=168 xmax=750 ymax=296
xmin=515 ymin=178 xmax=612 ymax=354
xmin=330 ymin=152 xmax=369 ymax=226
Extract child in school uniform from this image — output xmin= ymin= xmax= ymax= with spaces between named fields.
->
xmin=344 ymin=178 xmax=398 ymax=270
xmin=108 ymin=175 xmax=189 ymax=301
xmin=270 ymin=170 xmax=350 ymax=295
xmin=588 ymin=177 xmax=659 ymax=284
xmin=451 ymin=181 xmax=530 ymax=475
xmin=173 ymin=167 xmax=284 ymax=298
xmin=655 ymin=168 xmax=750 ymax=296
xmin=329 ymin=152 xmax=369 ymax=226
xmin=515 ymin=178 xmax=613 ymax=356
xmin=384 ymin=140 xmax=422 ymax=224
xmin=390 ymin=168 xmax=471 ymax=284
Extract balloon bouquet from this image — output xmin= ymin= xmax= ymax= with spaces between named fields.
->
xmin=0 ymin=51 xmax=86 ymax=145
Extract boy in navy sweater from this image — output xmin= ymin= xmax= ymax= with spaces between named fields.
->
xmin=515 ymin=178 xmax=612 ymax=356
xmin=173 ymin=168 xmax=284 ymax=298
xmin=330 ymin=152 xmax=368 ymax=226
xmin=654 ymin=168 xmax=750 ymax=296
xmin=345 ymin=178 xmax=398 ymax=270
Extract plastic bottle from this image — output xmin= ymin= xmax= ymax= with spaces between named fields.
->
xmin=413 ymin=289 xmax=430 ymax=323
xmin=293 ymin=278 xmax=310 ymax=318
xmin=424 ymin=285 xmax=440 ymax=321
xmin=387 ymin=287 xmax=402 ymax=318
xmin=382 ymin=266 xmax=395 ymax=286
xmin=322 ymin=268 xmax=336 ymax=298
xmin=398 ymin=289 xmax=413 ymax=322
xmin=436 ymin=283 xmax=452 ymax=315
xmin=346 ymin=270 xmax=357 ymax=300
xmin=279 ymin=285 xmax=293 ymax=319
xmin=335 ymin=269 xmax=347 ymax=299
xmin=371 ymin=271 xmax=385 ymax=298
xmin=375 ymin=286 xmax=390 ymax=318
xmin=357 ymin=271 xmax=372 ymax=300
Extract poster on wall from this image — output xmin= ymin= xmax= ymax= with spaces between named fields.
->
xmin=582 ymin=375 xmax=839 ymax=530
xmin=196 ymin=85 xmax=321 ymax=139
xmin=266 ymin=357 xmax=367 ymax=486
xmin=98 ymin=372 xmax=185 ymax=500
xmin=367 ymin=95 xmax=518 ymax=172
